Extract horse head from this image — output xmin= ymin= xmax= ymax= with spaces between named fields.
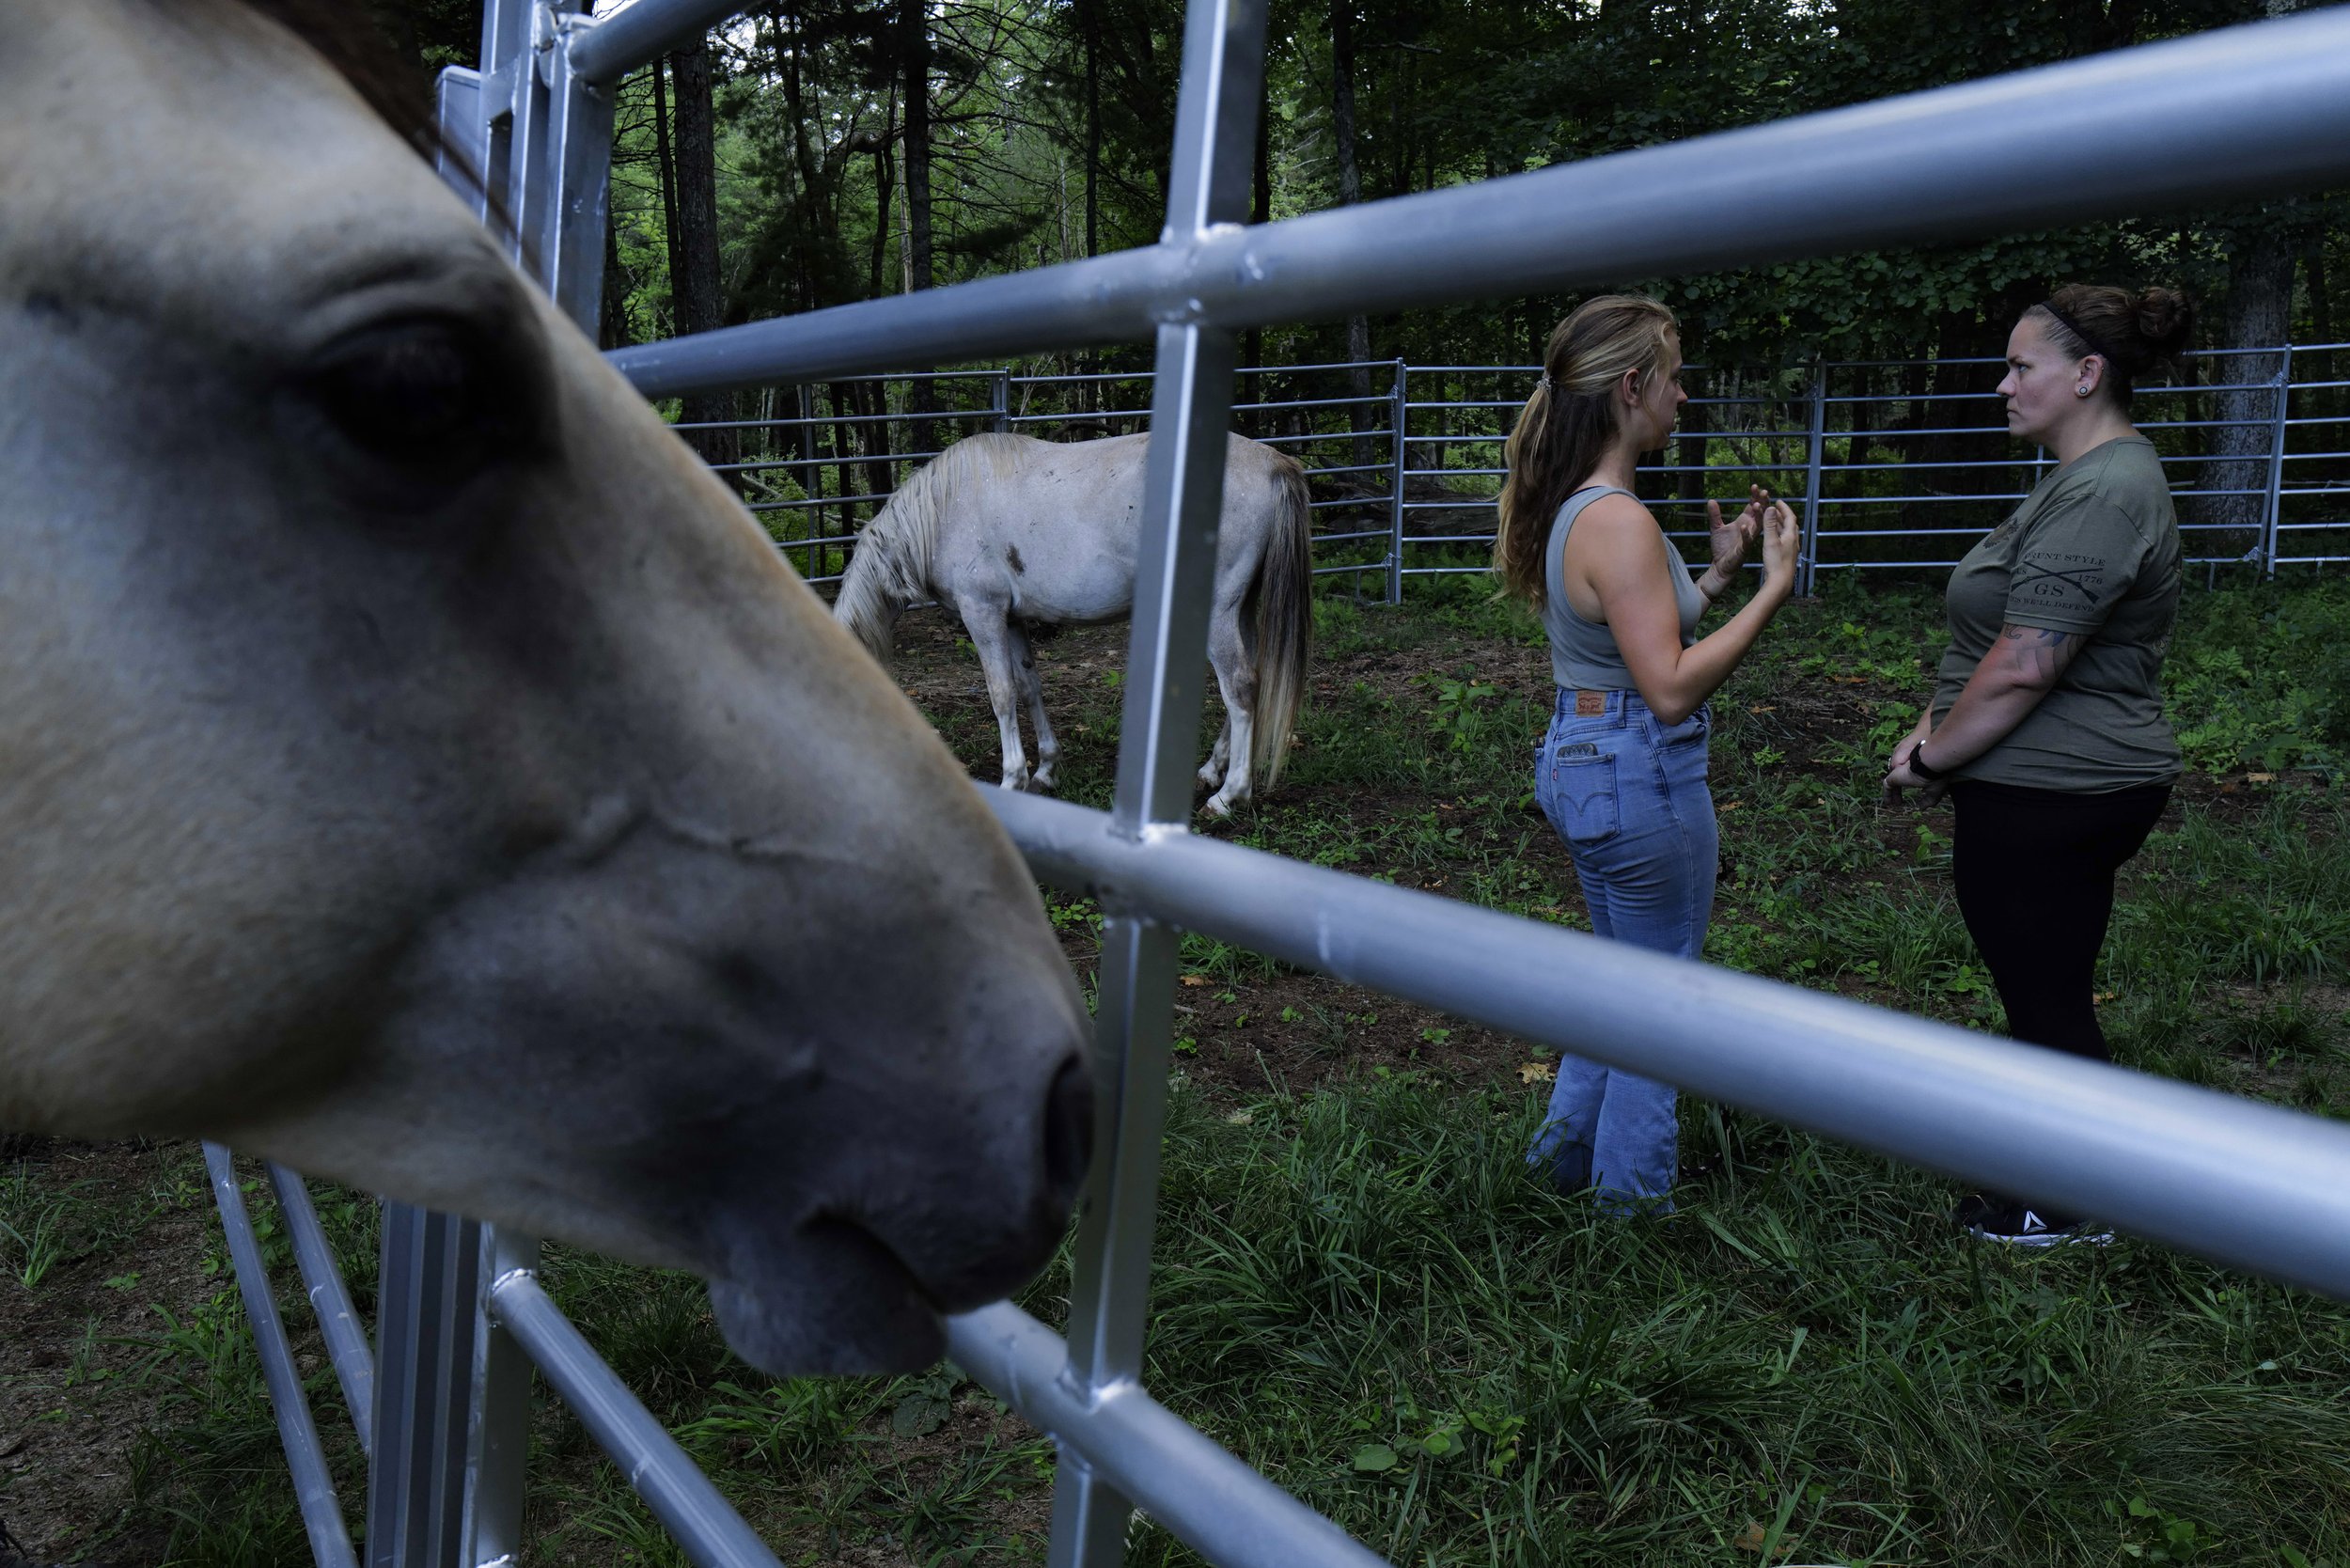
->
xmin=0 ymin=0 xmax=1089 ymax=1374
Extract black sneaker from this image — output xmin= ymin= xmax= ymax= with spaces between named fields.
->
xmin=1953 ymin=1193 xmax=2112 ymax=1247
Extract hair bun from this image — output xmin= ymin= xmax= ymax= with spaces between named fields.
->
xmin=2134 ymin=287 xmax=2195 ymax=362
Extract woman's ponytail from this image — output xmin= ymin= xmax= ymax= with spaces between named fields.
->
xmin=1493 ymin=295 xmax=1679 ymax=606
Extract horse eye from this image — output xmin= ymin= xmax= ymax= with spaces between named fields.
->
xmin=302 ymin=319 xmax=509 ymax=478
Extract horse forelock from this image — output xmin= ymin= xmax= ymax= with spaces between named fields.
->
xmin=146 ymin=0 xmax=432 ymax=146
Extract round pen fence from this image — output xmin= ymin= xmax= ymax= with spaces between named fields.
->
xmin=682 ymin=345 xmax=2349 ymax=596
xmin=196 ymin=4 xmax=2350 ymax=1566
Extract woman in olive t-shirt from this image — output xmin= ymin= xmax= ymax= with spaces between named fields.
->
xmin=1883 ymin=283 xmax=2194 ymax=1247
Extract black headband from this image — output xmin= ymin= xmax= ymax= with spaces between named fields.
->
xmin=2039 ymin=300 xmax=2112 ymax=363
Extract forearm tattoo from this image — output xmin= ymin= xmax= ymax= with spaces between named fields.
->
xmin=1998 ymin=623 xmax=2079 ymax=685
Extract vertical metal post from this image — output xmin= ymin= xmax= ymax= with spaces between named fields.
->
xmin=1386 ymin=360 xmax=1407 ymax=605
xmin=994 ymin=368 xmax=1013 ymax=433
xmin=462 ymin=1226 xmax=539 ymax=1568
xmin=367 ymin=1204 xmax=482 ymax=1568
xmin=440 ymin=1 xmax=530 ymax=225
xmin=449 ymin=19 xmax=618 ymax=1554
xmin=362 ymin=1209 xmax=534 ymax=1568
xmin=1046 ymin=1 xmax=1267 ymax=1565
xmin=540 ymin=8 xmax=619 ymax=330
xmin=2261 ymin=345 xmax=2293 ymax=578
xmin=1798 ymin=366 xmax=1825 ymax=597
xmin=376 ymin=10 xmax=603 ymax=1560
xmin=499 ymin=5 xmax=556 ymax=276
xmin=433 ymin=69 xmax=486 ymax=200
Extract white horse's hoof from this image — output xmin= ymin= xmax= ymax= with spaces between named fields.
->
xmin=998 ymin=772 xmax=1028 ymax=792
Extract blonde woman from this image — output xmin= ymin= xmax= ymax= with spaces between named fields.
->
xmin=1496 ymin=295 xmax=1801 ymax=1213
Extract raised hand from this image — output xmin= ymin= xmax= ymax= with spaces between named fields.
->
xmin=1706 ymin=484 xmax=1766 ymax=574
xmin=1700 ymin=485 xmax=1768 ymax=599
xmin=1758 ymin=495 xmax=1802 ymax=589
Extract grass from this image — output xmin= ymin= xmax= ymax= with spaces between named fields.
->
xmin=8 ymin=573 xmax=2350 ymax=1566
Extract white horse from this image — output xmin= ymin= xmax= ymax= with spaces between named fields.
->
xmin=0 ymin=0 xmax=1091 ymax=1377
xmin=834 ymin=431 xmax=1313 ymax=817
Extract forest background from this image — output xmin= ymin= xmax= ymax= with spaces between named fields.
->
xmin=366 ymin=0 xmax=2347 ymax=411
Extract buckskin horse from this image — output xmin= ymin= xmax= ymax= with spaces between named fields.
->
xmin=0 ymin=0 xmax=1089 ymax=1375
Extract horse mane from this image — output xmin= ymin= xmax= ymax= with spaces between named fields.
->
xmin=836 ymin=434 xmax=1040 ymax=661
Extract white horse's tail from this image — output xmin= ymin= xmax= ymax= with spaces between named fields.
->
xmin=1251 ymin=453 xmax=1313 ymax=789
xmin=834 ymin=469 xmax=945 ymax=664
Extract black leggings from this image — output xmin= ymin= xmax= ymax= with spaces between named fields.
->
xmin=1949 ymin=780 xmax=2170 ymax=1063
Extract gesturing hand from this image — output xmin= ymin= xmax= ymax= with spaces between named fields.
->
xmin=1758 ymin=495 xmax=1802 ymax=588
xmin=1705 ymin=484 xmax=1767 ymax=579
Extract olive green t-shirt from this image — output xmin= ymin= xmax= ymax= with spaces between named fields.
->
xmin=1931 ymin=435 xmax=2182 ymax=792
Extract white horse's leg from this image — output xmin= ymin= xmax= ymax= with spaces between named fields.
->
xmin=1007 ymin=623 xmax=1060 ymax=792
xmin=964 ymin=609 xmax=1031 ymax=791
xmin=1197 ymin=719 xmax=1230 ymax=791
xmin=1201 ymin=603 xmax=1257 ymax=818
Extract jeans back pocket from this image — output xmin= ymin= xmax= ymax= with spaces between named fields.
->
xmin=1547 ymin=745 xmax=1621 ymax=846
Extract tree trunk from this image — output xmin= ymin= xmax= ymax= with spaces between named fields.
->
xmin=668 ymin=39 xmax=736 ymax=478
xmin=652 ymin=60 xmax=682 ymax=336
xmin=898 ymin=0 xmax=936 ymax=454
xmin=2205 ymin=226 xmax=2296 ymax=543
xmin=1080 ymin=0 xmax=1101 ymax=260
xmin=599 ymin=205 xmax=632 ymax=351
xmin=1333 ymin=0 xmax=1372 ymax=470
xmin=870 ymin=89 xmax=895 ymax=299
xmin=857 ymin=380 xmax=895 ymax=522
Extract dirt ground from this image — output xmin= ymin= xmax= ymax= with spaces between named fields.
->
xmin=0 ymin=1137 xmax=215 ymax=1568
xmin=886 ymin=608 xmax=1569 ymax=1099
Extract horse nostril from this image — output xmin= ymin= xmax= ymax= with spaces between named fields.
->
xmin=1042 ymin=1053 xmax=1093 ymax=1202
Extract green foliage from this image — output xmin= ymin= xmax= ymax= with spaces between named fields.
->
xmin=571 ymin=0 xmax=2350 ymax=372
xmin=2163 ymin=579 xmax=2350 ymax=777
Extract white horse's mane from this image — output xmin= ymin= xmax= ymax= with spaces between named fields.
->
xmin=837 ymin=434 xmax=1026 ymax=662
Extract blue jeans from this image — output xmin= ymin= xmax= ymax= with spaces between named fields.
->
xmin=1527 ymin=687 xmax=1717 ymax=1213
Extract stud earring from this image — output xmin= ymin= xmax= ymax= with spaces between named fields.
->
xmin=2075 ymin=384 xmax=2092 ymax=397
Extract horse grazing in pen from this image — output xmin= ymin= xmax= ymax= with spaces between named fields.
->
xmin=0 ymin=0 xmax=1092 ymax=1376
xmin=833 ymin=431 xmax=1313 ymax=818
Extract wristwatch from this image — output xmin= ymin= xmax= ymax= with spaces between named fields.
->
xmin=1907 ymin=739 xmax=1949 ymax=782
